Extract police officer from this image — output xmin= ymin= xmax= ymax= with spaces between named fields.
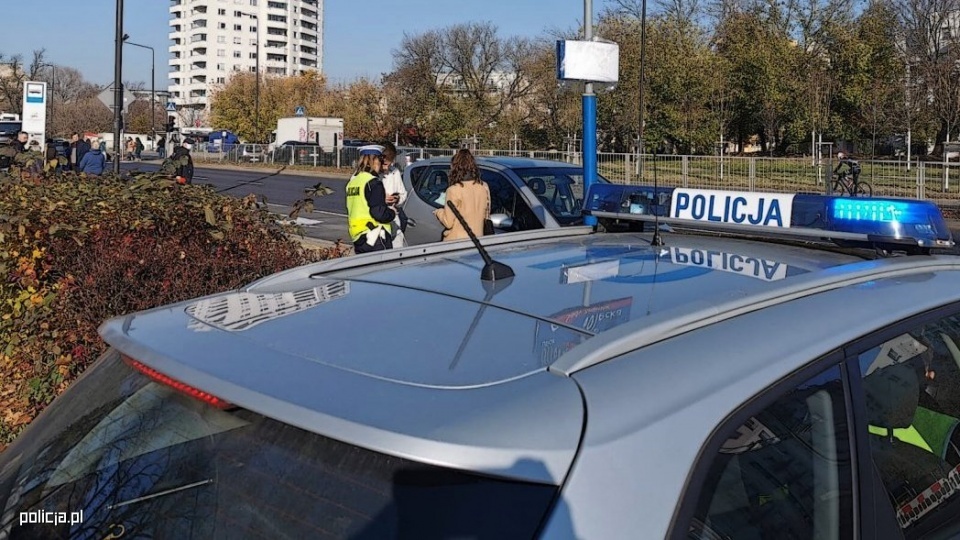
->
xmin=346 ymin=145 xmax=395 ymax=253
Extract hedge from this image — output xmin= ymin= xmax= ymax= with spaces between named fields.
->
xmin=0 ymin=157 xmax=344 ymax=447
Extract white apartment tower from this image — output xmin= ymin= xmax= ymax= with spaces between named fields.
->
xmin=168 ymin=0 xmax=323 ymax=127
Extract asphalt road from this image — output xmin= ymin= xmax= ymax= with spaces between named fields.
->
xmin=120 ymin=161 xmax=351 ymax=243
xmin=120 ymin=161 xmax=960 ymax=253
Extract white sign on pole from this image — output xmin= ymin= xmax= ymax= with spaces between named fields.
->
xmin=21 ymin=81 xmax=46 ymax=149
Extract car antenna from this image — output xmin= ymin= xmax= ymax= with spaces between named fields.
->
xmin=445 ymin=201 xmax=515 ymax=281
xmin=650 ymin=146 xmax=665 ymax=246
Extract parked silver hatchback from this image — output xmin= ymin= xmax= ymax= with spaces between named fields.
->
xmin=2 ymin=186 xmax=960 ymax=539
xmin=401 ymin=156 xmax=607 ymax=245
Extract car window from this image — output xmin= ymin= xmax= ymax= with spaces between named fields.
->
xmin=687 ymin=365 xmax=854 ymax=539
xmin=512 ymin=167 xmax=607 ymax=225
xmin=856 ymin=312 xmax=960 ymax=538
xmin=0 ymin=351 xmax=559 ymax=539
xmin=411 ymin=166 xmax=451 ymax=208
xmin=480 ymin=169 xmax=542 ymax=232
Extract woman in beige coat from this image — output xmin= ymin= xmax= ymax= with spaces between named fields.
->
xmin=434 ymin=149 xmax=491 ymax=241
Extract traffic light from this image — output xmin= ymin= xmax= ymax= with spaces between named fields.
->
xmin=165 ymin=116 xmax=176 ymax=133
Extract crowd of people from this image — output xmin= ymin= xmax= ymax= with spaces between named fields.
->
xmin=1 ymin=131 xmax=192 ymax=182
xmin=345 ymin=144 xmax=491 ymax=253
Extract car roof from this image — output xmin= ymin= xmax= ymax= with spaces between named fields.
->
xmin=414 ymin=156 xmax=589 ymax=170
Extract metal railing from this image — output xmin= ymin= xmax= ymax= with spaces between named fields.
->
xmin=188 ymin=144 xmax=960 ymax=203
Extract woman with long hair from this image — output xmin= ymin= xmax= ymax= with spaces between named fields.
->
xmin=345 ymin=146 xmax=396 ymax=253
xmin=434 ymin=149 xmax=491 ymax=241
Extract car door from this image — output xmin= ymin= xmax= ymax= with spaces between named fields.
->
xmin=403 ymin=164 xmax=449 ymax=245
xmin=843 ymin=304 xmax=960 ymax=540
xmin=403 ymin=164 xmax=543 ymax=245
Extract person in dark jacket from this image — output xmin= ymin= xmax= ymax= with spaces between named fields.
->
xmin=162 ymin=138 xmax=195 ymax=184
xmin=78 ymin=141 xmax=106 ymax=175
xmin=11 ymin=131 xmax=28 ymax=154
xmin=69 ymin=133 xmax=90 ymax=170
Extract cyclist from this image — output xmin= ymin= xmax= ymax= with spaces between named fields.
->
xmin=834 ymin=152 xmax=861 ymax=186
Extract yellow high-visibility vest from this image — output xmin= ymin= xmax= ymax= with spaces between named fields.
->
xmin=346 ymin=172 xmax=391 ymax=242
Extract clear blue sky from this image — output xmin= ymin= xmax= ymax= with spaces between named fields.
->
xmin=0 ymin=0 xmax=587 ymax=89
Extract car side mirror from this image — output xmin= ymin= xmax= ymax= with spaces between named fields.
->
xmin=489 ymin=213 xmax=513 ymax=230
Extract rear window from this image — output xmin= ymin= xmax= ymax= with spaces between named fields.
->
xmin=0 ymin=351 xmax=558 ymax=538
xmin=0 ymin=122 xmax=21 ymax=135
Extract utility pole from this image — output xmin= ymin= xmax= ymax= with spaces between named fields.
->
xmin=37 ymin=63 xmax=56 ymax=135
xmin=239 ymin=11 xmax=261 ymax=142
xmin=637 ymin=0 xmax=647 ymax=182
xmin=112 ymin=0 xmax=124 ymax=174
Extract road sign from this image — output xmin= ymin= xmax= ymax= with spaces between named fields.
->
xmin=165 ymin=102 xmax=177 ymax=112
xmin=21 ymin=81 xmax=46 ymax=148
xmin=294 ymin=105 xmax=306 ymax=117
xmin=97 ymin=86 xmax=136 ymax=114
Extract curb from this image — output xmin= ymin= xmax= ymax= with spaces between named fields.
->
xmin=289 ymin=234 xmax=355 ymax=255
xmin=190 ymin=161 xmax=352 ymax=179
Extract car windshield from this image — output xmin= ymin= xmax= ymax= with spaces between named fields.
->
xmin=512 ymin=167 xmax=608 ymax=225
xmin=0 ymin=350 xmax=558 ymax=538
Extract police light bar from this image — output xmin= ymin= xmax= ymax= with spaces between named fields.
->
xmin=583 ymin=184 xmax=954 ymax=249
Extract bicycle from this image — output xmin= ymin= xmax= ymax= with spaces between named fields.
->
xmin=831 ymin=171 xmax=872 ymax=197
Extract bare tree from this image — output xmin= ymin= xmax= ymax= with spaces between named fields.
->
xmin=894 ymin=0 xmax=960 ymax=150
xmin=0 ymin=49 xmax=47 ymax=115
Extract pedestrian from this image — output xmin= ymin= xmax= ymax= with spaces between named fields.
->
xmin=125 ymin=138 xmax=135 ymax=161
xmin=379 ymin=142 xmax=408 ymax=248
xmin=433 ymin=148 xmax=491 ymax=241
xmin=44 ymin=138 xmax=59 ymax=172
xmin=11 ymin=131 xmax=28 ymax=154
xmin=157 ymin=134 xmax=166 ymax=159
xmin=135 ymin=137 xmax=144 ymax=161
xmin=345 ymin=145 xmax=395 ymax=254
xmin=78 ymin=139 xmax=106 ymax=176
xmin=69 ymin=133 xmax=90 ymax=170
xmin=161 ymin=138 xmax=195 ymax=184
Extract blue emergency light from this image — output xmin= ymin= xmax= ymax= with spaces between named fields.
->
xmin=583 ymin=184 xmax=954 ymax=249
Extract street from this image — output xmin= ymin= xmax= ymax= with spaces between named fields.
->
xmin=120 ymin=161 xmax=350 ymax=243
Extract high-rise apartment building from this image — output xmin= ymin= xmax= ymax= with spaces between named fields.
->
xmin=168 ymin=0 xmax=323 ymax=127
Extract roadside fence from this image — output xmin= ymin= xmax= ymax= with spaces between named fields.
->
xmin=190 ymin=144 xmax=960 ymax=204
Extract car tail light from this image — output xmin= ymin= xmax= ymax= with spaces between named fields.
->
xmin=122 ymin=355 xmax=233 ymax=409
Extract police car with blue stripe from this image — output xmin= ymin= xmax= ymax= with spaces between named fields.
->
xmin=2 ymin=185 xmax=960 ymax=539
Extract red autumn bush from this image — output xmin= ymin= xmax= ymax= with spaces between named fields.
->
xmin=0 ymin=168 xmax=343 ymax=445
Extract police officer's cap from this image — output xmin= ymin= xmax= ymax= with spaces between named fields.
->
xmin=358 ymin=145 xmax=384 ymax=156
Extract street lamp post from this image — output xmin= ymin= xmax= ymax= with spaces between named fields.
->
xmin=112 ymin=0 xmax=124 ymax=174
xmin=123 ymin=38 xmax=156 ymax=142
xmin=238 ymin=11 xmax=260 ymax=142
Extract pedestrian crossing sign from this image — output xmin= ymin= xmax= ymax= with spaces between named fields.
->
xmin=165 ymin=102 xmax=177 ymax=112
xmin=294 ymin=105 xmax=306 ymax=117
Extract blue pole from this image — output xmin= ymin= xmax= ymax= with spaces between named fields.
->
xmin=583 ymin=92 xmax=598 ymax=226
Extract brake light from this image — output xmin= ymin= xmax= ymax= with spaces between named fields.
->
xmin=122 ymin=355 xmax=233 ymax=409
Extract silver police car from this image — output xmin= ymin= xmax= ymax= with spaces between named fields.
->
xmin=2 ymin=185 xmax=960 ymax=539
